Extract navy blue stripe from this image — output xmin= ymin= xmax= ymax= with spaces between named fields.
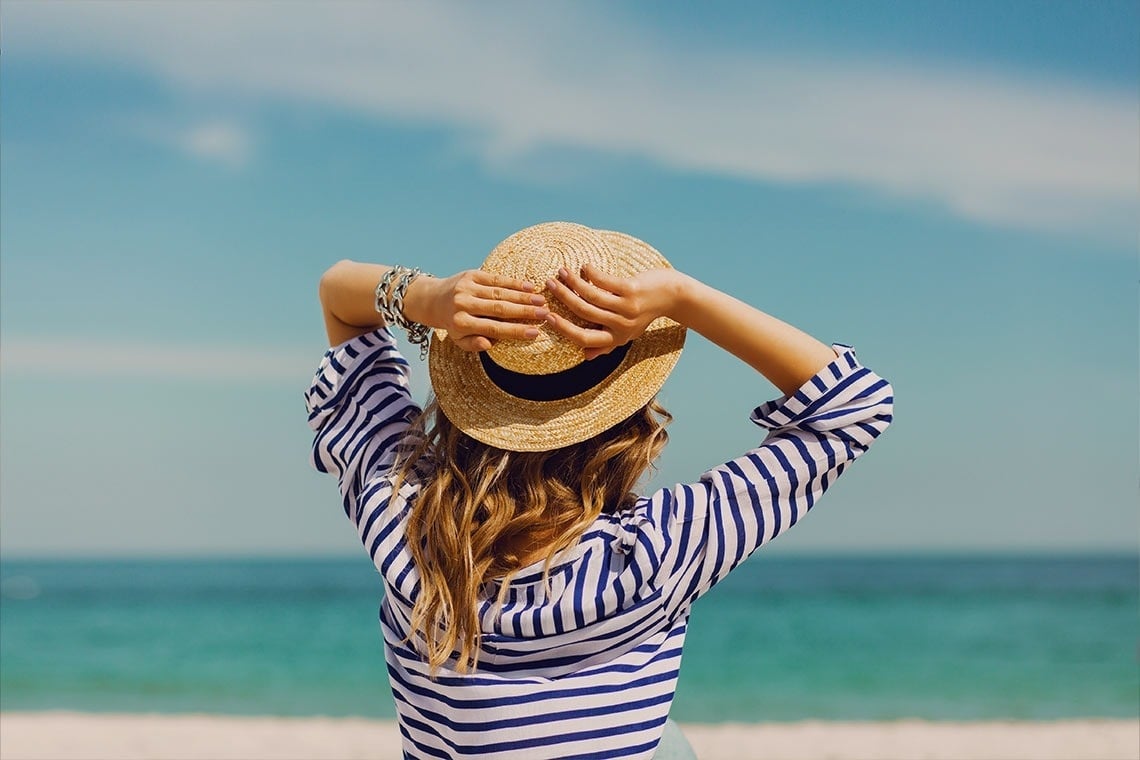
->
xmin=769 ymin=441 xmax=803 ymax=528
xmin=558 ymin=735 xmax=664 ymax=760
xmin=397 ymin=706 xmax=671 ymax=756
xmin=571 ymin=547 xmax=591 ymax=629
xmin=331 ymin=376 xmax=408 ymax=462
xmin=396 ymin=713 xmax=457 ymax=757
xmin=466 ymin=614 xmax=667 ymax=674
xmin=709 ymin=471 xmax=733 ymax=577
xmin=722 ymin=460 xmax=757 ymax=569
xmin=794 ymin=366 xmax=872 ymax=420
xmin=322 ymin=347 xmax=407 ymax=410
xmin=474 ymin=587 xmax=666 ymax=657
xmin=387 ymin=607 xmax=675 ymax=681
xmin=387 ymin=660 xmax=679 ymax=715
xmin=409 ymin=686 xmax=673 ymax=736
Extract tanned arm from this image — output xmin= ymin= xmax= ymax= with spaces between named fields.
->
xmin=544 ymin=266 xmax=837 ymax=398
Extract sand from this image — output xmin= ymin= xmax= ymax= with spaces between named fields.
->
xmin=1 ymin=712 xmax=1136 ymax=760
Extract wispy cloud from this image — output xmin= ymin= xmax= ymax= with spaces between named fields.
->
xmin=1 ymin=337 xmax=315 ymax=383
xmin=177 ymin=121 xmax=252 ymax=167
xmin=121 ymin=116 xmax=253 ymax=168
xmin=3 ymin=1 xmax=1136 ymax=241
xmin=1 ymin=335 xmax=435 ymax=398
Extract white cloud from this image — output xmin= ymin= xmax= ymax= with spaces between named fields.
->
xmin=178 ymin=121 xmax=252 ymax=167
xmin=3 ymin=1 xmax=1136 ymax=241
xmin=120 ymin=116 xmax=253 ymax=168
xmin=1 ymin=337 xmax=315 ymax=383
xmin=0 ymin=335 xmax=436 ymax=399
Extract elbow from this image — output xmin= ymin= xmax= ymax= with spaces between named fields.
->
xmin=318 ymin=259 xmax=355 ymax=307
xmin=860 ymin=375 xmax=895 ymax=432
xmin=861 ymin=377 xmax=895 ymax=441
xmin=877 ymin=380 xmax=896 ymax=429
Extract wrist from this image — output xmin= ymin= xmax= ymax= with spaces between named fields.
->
xmin=663 ymin=270 xmax=698 ymax=325
xmin=400 ymin=274 xmax=439 ymax=328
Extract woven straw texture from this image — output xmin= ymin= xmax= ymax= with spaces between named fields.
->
xmin=429 ymin=221 xmax=685 ymax=452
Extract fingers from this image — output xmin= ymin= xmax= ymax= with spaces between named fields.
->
xmin=445 ymin=271 xmax=547 ymax=350
xmin=557 ymin=267 xmax=627 ymax=312
xmin=579 ymin=264 xmax=631 ymax=297
xmin=544 ymin=311 xmax=616 ymax=349
xmin=450 ymin=266 xmax=632 ymax=353
xmin=472 ymin=270 xmax=541 ymax=298
xmin=472 ymin=283 xmax=546 ymax=307
xmin=456 ymin=314 xmax=541 ymax=342
xmin=462 ymin=296 xmax=548 ymax=322
xmin=453 ymin=334 xmax=493 ymax=352
xmin=545 ymin=274 xmax=624 ymax=328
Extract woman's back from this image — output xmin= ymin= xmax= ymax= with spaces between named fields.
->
xmin=307 ymin=222 xmax=894 ymax=758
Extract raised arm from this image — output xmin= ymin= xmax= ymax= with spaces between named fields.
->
xmin=318 ymin=260 xmax=549 ymax=348
xmin=543 ymin=265 xmax=837 ymax=396
xmin=309 ymin=259 xmax=552 ymax=529
xmin=546 ymin=264 xmax=893 ymax=614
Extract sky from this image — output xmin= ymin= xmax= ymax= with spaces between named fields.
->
xmin=1 ymin=0 xmax=1136 ymax=558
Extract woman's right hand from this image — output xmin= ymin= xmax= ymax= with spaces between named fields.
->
xmin=406 ymin=269 xmax=550 ymax=353
xmin=320 ymin=260 xmax=550 ymax=350
xmin=543 ymin=265 xmax=684 ymax=360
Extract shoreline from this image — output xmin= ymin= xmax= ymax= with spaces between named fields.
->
xmin=2 ymin=712 xmax=1137 ymax=760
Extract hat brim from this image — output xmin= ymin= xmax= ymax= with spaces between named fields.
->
xmin=428 ymin=223 xmax=685 ymax=452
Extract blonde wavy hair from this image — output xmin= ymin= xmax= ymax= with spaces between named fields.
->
xmin=389 ymin=396 xmax=672 ymax=676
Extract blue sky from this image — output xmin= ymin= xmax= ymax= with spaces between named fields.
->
xmin=1 ymin=1 xmax=1136 ymax=557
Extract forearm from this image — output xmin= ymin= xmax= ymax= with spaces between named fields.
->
xmin=318 ymin=260 xmax=545 ymax=349
xmin=668 ymin=272 xmax=838 ymax=398
xmin=318 ymin=260 xmax=438 ymax=346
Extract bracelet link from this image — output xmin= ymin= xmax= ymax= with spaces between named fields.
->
xmin=374 ymin=265 xmax=435 ymax=360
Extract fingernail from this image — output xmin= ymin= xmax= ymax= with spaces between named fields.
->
xmin=558 ymin=267 xmax=569 ymax=279
xmin=524 ymin=328 xmax=540 ymax=339
xmin=530 ymin=294 xmax=546 ymax=305
xmin=545 ymin=313 xmax=557 ymax=325
xmin=545 ymin=278 xmax=558 ymax=290
xmin=522 ymin=281 xmax=536 ymax=292
xmin=535 ymin=308 xmax=549 ymax=318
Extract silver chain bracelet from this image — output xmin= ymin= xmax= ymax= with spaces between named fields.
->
xmin=374 ymin=265 xmax=435 ymax=360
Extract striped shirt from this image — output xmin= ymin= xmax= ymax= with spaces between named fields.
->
xmin=305 ymin=327 xmax=894 ymax=759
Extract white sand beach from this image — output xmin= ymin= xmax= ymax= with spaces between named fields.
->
xmin=1 ymin=712 xmax=1136 ymax=760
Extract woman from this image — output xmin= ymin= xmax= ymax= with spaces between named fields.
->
xmin=306 ymin=222 xmax=894 ymax=759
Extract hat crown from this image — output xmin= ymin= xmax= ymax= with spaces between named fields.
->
xmin=483 ymin=222 xmax=665 ymax=375
xmin=428 ymin=221 xmax=685 ymax=452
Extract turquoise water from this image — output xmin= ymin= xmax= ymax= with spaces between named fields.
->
xmin=1 ymin=555 xmax=1136 ymax=722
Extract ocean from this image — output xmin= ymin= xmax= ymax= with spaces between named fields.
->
xmin=1 ymin=555 xmax=1136 ymax=723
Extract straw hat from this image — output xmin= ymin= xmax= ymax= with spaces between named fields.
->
xmin=428 ymin=221 xmax=686 ymax=452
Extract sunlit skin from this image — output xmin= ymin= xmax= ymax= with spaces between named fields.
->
xmin=319 ymin=259 xmax=837 ymax=398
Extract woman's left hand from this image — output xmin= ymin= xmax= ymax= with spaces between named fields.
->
xmin=543 ymin=265 xmax=681 ymax=360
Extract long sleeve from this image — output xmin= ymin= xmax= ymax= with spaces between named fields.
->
xmin=642 ymin=343 xmax=894 ymax=618
xmin=304 ymin=327 xmax=422 ymax=526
